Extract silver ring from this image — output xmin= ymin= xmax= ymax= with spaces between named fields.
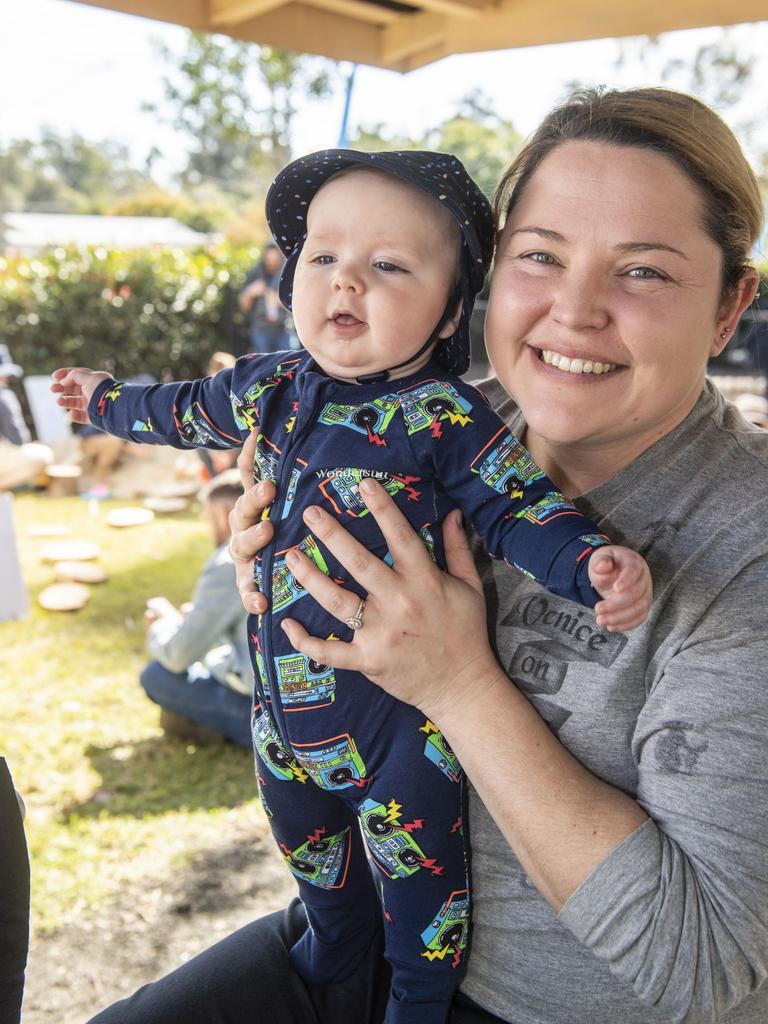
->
xmin=228 ymin=539 xmax=251 ymax=564
xmin=345 ymin=598 xmax=366 ymax=631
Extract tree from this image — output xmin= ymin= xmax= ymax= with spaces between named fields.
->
xmin=350 ymin=90 xmax=521 ymax=198
xmin=427 ymin=91 xmax=522 ymax=199
xmin=613 ymin=29 xmax=756 ymax=113
xmin=0 ymin=131 xmax=152 ymax=213
xmin=145 ymin=32 xmax=335 ymax=196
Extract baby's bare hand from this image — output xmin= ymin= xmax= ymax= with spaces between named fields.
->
xmin=589 ymin=545 xmax=653 ymax=633
xmin=51 ymin=367 xmax=112 ymax=424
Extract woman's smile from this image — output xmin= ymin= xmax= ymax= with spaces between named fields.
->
xmin=536 ymin=348 xmax=618 ymax=376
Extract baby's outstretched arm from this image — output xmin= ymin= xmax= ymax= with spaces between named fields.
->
xmin=589 ymin=547 xmax=652 ymax=632
xmin=51 ymin=367 xmax=113 ymax=424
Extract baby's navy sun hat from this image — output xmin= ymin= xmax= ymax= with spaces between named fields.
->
xmin=265 ymin=149 xmax=495 ymax=377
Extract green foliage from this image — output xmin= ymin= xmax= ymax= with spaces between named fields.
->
xmin=428 ymin=91 xmax=522 ymax=199
xmin=0 ymin=130 xmax=153 ymax=214
xmin=0 ymin=244 xmax=258 ymax=380
xmin=613 ymin=29 xmax=756 ymax=113
xmin=350 ymin=90 xmax=521 ymax=198
xmin=108 ymin=186 xmax=235 ymax=234
xmin=146 ymin=32 xmax=336 ymax=195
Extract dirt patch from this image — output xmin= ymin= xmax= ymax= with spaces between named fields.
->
xmin=22 ymin=815 xmax=296 ymax=1023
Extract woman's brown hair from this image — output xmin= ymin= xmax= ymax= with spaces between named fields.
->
xmin=495 ymin=87 xmax=763 ymax=294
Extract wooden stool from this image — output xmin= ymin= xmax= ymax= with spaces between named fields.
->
xmin=45 ymin=464 xmax=82 ymax=497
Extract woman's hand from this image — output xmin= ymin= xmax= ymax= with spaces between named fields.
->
xmin=228 ymin=430 xmax=275 ymax=614
xmin=280 ymin=478 xmax=499 ymax=720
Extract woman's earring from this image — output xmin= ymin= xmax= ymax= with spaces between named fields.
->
xmin=720 ymin=327 xmax=731 ymax=339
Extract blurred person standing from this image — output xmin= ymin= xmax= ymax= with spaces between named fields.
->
xmin=238 ymin=243 xmax=291 ymax=353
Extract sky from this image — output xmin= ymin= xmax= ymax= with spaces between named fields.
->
xmin=2 ymin=0 xmax=768 ymax=184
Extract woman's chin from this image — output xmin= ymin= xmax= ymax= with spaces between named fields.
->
xmin=516 ymin=396 xmax=608 ymax=448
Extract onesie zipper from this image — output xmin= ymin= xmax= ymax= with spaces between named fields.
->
xmin=259 ymin=380 xmax=324 ymax=749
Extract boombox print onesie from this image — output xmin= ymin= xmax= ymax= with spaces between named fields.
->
xmin=89 ymin=351 xmax=610 ymax=1024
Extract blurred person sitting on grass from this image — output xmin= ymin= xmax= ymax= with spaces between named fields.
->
xmin=0 ymin=346 xmax=52 ymax=492
xmin=141 ymin=469 xmax=252 ymax=747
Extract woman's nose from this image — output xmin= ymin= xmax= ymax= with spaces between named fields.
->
xmin=550 ymin=272 xmax=610 ymax=331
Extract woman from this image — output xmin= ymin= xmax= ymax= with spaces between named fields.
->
xmin=91 ymin=87 xmax=768 ymax=1023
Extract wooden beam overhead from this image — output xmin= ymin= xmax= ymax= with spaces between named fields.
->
xmin=409 ymin=0 xmax=490 ymax=19
xmin=381 ymin=11 xmax=447 ymax=64
xmin=210 ymin=0 xmax=289 ymax=26
xmin=67 ymin=0 xmax=768 ymax=72
xmin=302 ymin=0 xmax=400 ymax=26
xmin=227 ymin=3 xmax=384 ymax=64
xmin=436 ymin=0 xmax=768 ymax=56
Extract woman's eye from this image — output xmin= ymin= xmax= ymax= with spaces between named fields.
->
xmin=374 ymin=261 xmax=401 ymax=273
xmin=627 ymin=266 xmax=665 ymax=280
xmin=522 ymin=251 xmax=558 ymax=265
xmin=311 ymin=255 xmax=335 ymax=266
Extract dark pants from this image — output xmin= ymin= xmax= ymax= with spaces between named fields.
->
xmin=0 ymin=758 xmax=29 ymax=1024
xmin=249 ymin=324 xmax=291 ymax=354
xmin=87 ymin=898 xmax=505 ymax=1024
xmin=140 ymin=661 xmax=253 ymax=748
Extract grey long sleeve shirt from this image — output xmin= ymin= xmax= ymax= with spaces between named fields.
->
xmin=461 ymin=379 xmax=768 ymax=1024
xmin=146 ymin=544 xmax=252 ymax=695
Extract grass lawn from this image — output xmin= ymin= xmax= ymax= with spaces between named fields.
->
xmin=2 ymin=492 xmax=261 ymax=934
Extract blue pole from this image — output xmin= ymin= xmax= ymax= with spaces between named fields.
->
xmin=337 ymin=64 xmax=357 ymax=148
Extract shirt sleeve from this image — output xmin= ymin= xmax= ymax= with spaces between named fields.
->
xmin=558 ymin=555 xmax=768 ymax=1023
xmin=408 ymin=380 xmax=609 ymax=608
xmin=86 ymin=353 xmax=290 ymax=450
xmin=146 ymin=552 xmax=242 ymax=673
xmin=87 ymin=369 xmax=241 ymax=451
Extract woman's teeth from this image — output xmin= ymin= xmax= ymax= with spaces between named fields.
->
xmin=540 ymin=350 xmax=616 ymax=375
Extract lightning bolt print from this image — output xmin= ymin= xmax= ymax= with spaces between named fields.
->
xmin=444 ymin=410 xmax=472 ymax=427
xmin=422 ymin=947 xmax=452 ymax=962
xmin=396 ymin=476 xmax=422 ymax=501
xmin=384 ymin=799 xmax=402 ymax=824
xmin=402 ymin=819 xmax=424 ymax=833
xmin=366 ymin=426 xmax=388 ymax=447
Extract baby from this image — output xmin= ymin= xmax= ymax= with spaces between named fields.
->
xmin=53 ymin=149 xmax=651 ymax=1024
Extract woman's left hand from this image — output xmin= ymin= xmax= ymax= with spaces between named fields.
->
xmin=280 ymin=478 xmax=498 ymax=720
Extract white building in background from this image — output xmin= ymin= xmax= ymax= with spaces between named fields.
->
xmin=1 ymin=213 xmax=210 ymax=253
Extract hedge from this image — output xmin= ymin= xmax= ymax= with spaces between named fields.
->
xmin=0 ymin=244 xmax=260 ymax=382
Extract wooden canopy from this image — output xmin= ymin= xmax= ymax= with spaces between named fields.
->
xmin=69 ymin=0 xmax=768 ymax=72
